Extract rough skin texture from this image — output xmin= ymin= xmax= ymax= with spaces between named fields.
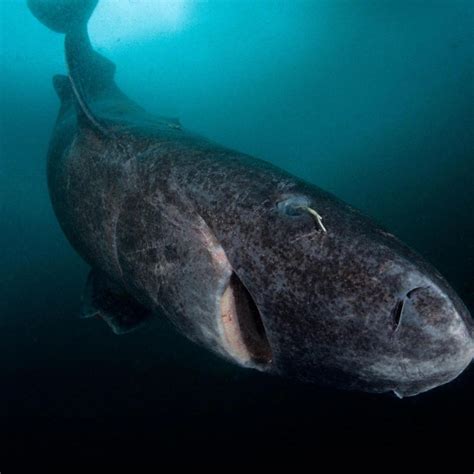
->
xmin=45 ymin=83 xmax=474 ymax=396
xmin=38 ymin=1 xmax=473 ymax=397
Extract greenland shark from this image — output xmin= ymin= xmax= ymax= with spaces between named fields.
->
xmin=28 ymin=0 xmax=473 ymax=397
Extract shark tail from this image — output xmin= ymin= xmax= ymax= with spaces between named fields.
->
xmin=27 ymin=0 xmax=98 ymax=34
xmin=28 ymin=0 xmax=117 ymax=106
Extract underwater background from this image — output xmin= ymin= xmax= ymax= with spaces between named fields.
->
xmin=1 ymin=0 xmax=472 ymax=465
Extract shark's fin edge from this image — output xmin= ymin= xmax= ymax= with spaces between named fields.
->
xmin=80 ymin=269 xmax=153 ymax=335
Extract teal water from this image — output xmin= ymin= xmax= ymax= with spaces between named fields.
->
xmin=1 ymin=0 xmax=473 ymax=464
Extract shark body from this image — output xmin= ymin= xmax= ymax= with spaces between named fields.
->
xmin=29 ymin=0 xmax=473 ymax=396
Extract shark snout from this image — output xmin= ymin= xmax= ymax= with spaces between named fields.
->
xmin=389 ymin=283 xmax=474 ymax=397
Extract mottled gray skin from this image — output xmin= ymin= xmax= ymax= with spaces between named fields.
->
xmin=32 ymin=0 xmax=473 ymax=397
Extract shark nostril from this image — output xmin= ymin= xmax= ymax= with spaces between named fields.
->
xmin=390 ymin=287 xmax=427 ymax=332
xmin=406 ymin=286 xmax=424 ymax=299
xmin=391 ymin=299 xmax=405 ymax=331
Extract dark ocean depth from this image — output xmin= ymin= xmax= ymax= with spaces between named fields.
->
xmin=1 ymin=0 xmax=473 ymax=466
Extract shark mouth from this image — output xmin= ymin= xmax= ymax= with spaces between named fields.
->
xmin=195 ymin=215 xmax=271 ymax=369
xmin=219 ymin=272 xmax=272 ymax=369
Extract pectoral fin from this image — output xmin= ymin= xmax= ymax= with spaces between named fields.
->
xmin=80 ymin=269 xmax=153 ymax=335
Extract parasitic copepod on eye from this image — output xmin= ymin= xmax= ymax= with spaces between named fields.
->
xmin=277 ymin=195 xmax=327 ymax=233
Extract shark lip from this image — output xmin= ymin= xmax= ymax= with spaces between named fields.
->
xmin=219 ymin=272 xmax=273 ymax=369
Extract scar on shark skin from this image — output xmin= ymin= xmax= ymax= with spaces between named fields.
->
xmin=298 ymin=206 xmax=327 ymax=233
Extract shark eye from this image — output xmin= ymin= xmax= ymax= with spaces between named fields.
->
xmin=277 ymin=195 xmax=328 ymax=233
xmin=277 ymin=196 xmax=311 ymax=217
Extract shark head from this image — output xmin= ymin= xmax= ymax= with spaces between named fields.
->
xmin=180 ymin=159 xmax=474 ymax=397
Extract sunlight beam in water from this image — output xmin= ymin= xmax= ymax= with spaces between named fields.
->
xmin=89 ymin=0 xmax=192 ymax=47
